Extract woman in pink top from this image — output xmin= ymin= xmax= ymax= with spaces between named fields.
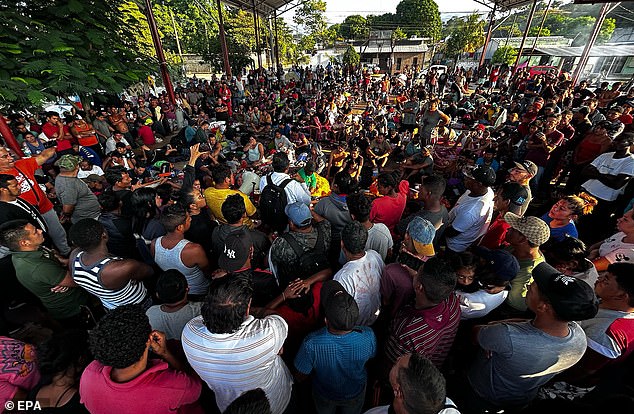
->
xmin=370 ymin=172 xmax=409 ymax=236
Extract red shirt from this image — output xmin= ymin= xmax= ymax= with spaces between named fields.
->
xmin=137 ymin=125 xmax=156 ymax=146
xmin=479 ymin=214 xmax=511 ymax=250
xmin=385 ymin=294 xmax=461 ymax=367
xmin=79 ymin=359 xmax=203 ymax=414
xmin=0 ymin=158 xmax=53 ymax=213
xmin=370 ymin=180 xmax=410 ymax=235
xmin=41 ymin=122 xmax=72 ymax=151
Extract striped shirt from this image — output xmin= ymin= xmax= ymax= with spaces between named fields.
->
xmin=71 ymin=251 xmax=147 ymax=310
xmin=385 ymin=293 xmax=461 ymax=368
xmin=181 ymin=315 xmax=293 ymax=414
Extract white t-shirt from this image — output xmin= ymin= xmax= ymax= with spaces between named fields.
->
xmin=367 ymin=223 xmax=393 ymax=261
xmin=105 ymin=137 xmax=130 ymax=154
xmin=599 ymin=232 xmax=634 ymax=265
xmin=582 ymin=152 xmax=634 ymax=201
xmin=181 ymin=315 xmax=293 ymax=414
xmin=77 ymin=165 xmax=104 ymax=179
xmin=457 ymin=289 xmax=508 ymax=320
xmin=334 ymin=249 xmax=384 ymax=326
xmin=446 ymin=188 xmax=494 ymax=252
xmin=259 ymin=171 xmax=311 ymax=206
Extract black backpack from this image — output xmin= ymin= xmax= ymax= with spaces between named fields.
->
xmin=259 ymin=174 xmax=293 ymax=232
xmin=280 ymin=224 xmax=330 ymax=286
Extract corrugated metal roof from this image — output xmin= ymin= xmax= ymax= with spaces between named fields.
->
xmin=532 ymin=45 xmax=634 ymax=57
xmin=221 ymin=0 xmax=295 ymax=16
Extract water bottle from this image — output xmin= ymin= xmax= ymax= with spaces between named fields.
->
xmin=22 ymin=144 xmax=32 ymax=158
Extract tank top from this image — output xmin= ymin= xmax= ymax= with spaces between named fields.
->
xmin=72 ymin=251 xmax=147 ymax=310
xmin=247 ymin=146 xmax=261 ymax=162
xmin=153 ymin=237 xmax=209 ymax=295
xmin=73 ymin=122 xmax=98 ymax=147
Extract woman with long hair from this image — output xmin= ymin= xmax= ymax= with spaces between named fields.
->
xmin=541 ymin=192 xmax=597 ymax=242
xmin=27 ymin=330 xmax=90 ymax=413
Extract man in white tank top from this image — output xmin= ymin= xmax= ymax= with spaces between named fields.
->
xmin=151 ymin=204 xmax=210 ymax=299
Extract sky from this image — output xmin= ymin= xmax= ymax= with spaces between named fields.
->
xmin=322 ymin=0 xmax=490 ymax=24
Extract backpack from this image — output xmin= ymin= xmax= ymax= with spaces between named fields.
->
xmin=280 ymin=224 xmax=330 ymax=286
xmin=259 ymin=174 xmax=293 ymax=232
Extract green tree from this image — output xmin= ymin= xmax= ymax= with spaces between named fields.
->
xmin=0 ymin=0 xmax=154 ymax=108
xmin=394 ymin=0 xmax=442 ymax=40
xmin=339 ymin=15 xmax=369 ymax=40
xmin=342 ymin=45 xmax=361 ymax=67
xmin=443 ymin=13 xmax=486 ymax=59
xmin=528 ymin=26 xmax=551 ymax=37
xmin=293 ymin=0 xmax=328 ymax=47
xmin=492 ymin=45 xmax=517 ymax=65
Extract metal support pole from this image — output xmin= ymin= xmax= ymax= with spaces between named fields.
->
xmin=0 ymin=114 xmax=24 ymax=157
xmin=479 ymin=3 xmax=497 ymax=69
xmin=572 ymin=2 xmax=613 ymax=86
xmin=169 ymin=8 xmax=186 ymax=79
xmin=528 ymin=0 xmax=552 ymax=61
xmin=252 ymin=0 xmax=262 ymax=69
xmin=268 ymin=16 xmax=275 ymax=68
xmin=505 ymin=13 xmax=517 ymax=47
xmin=144 ymin=0 xmax=176 ymax=104
xmin=216 ymin=0 xmax=232 ymax=78
xmin=513 ymin=0 xmax=538 ymax=72
xmin=274 ymin=12 xmax=280 ymax=69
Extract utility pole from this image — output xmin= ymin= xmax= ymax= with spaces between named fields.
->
xmin=144 ymin=0 xmax=176 ymax=104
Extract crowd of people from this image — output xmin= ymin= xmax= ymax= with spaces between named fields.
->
xmin=1 ymin=62 xmax=634 ymax=414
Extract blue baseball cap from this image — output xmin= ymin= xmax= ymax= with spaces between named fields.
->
xmin=473 ymin=246 xmax=520 ymax=281
xmin=285 ymin=202 xmax=312 ymax=227
xmin=407 ymin=216 xmax=436 ymax=256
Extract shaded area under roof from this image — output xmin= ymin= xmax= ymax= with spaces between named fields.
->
xmin=221 ymin=0 xmax=297 ymax=16
xmin=531 ymin=45 xmax=634 ymax=57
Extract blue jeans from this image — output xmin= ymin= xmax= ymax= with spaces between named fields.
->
xmin=312 ymin=385 xmax=366 ymax=414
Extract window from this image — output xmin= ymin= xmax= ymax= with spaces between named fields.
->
xmin=396 ymin=58 xmax=402 ymax=71
xmin=413 ymin=57 xmax=418 ymax=67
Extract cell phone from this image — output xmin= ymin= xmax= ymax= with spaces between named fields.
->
xmin=398 ymin=250 xmax=425 ymax=272
xmin=42 ymin=140 xmax=57 ymax=149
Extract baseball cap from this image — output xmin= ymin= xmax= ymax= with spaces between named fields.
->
xmin=504 ymin=212 xmax=550 ymax=246
xmin=513 ymin=160 xmax=538 ymax=177
xmin=475 ymin=123 xmax=486 ymax=131
xmin=218 ymin=230 xmax=252 ymax=272
xmin=463 ymin=165 xmax=496 ymax=186
xmin=473 ymin=246 xmax=520 ymax=281
xmin=532 ymin=262 xmax=599 ymax=321
xmin=407 ymin=216 xmax=435 ymax=256
xmin=83 ymin=174 xmax=105 ymax=183
xmin=500 ymin=182 xmax=529 ymax=206
xmin=144 ymin=118 xmax=153 ymax=125
xmin=285 ymin=202 xmax=312 ymax=227
xmin=54 ymin=154 xmax=83 ymax=171
xmin=321 ymin=280 xmax=359 ymax=331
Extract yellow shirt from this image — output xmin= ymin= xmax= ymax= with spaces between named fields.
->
xmin=203 ymin=187 xmax=256 ymax=227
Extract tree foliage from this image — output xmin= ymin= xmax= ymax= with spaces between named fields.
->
xmin=293 ymin=0 xmax=329 ymax=47
xmin=0 ymin=0 xmax=154 ymax=107
xmin=443 ymin=13 xmax=486 ymax=59
xmin=342 ymin=45 xmax=361 ymax=67
xmin=339 ymin=15 xmax=369 ymax=40
xmin=492 ymin=45 xmax=517 ymax=65
xmin=394 ymin=0 xmax=442 ymax=40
